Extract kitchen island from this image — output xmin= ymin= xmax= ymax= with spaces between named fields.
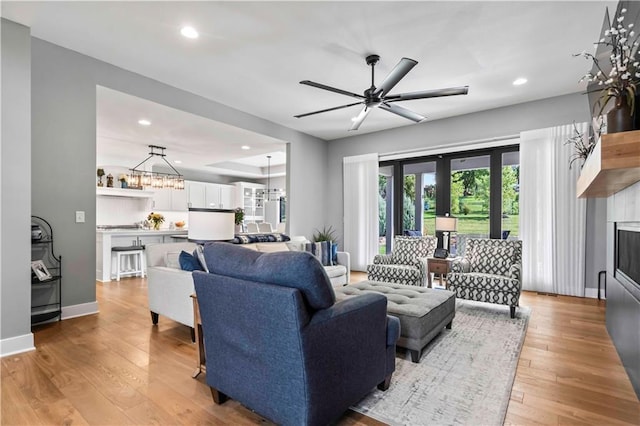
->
xmin=96 ymin=228 xmax=188 ymax=282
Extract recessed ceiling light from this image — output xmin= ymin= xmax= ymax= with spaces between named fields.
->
xmin=513 ymin=77 xmax=528 ymax=86
xmin=174 ymin=160 xmax=182 ymax=164
xmin=138 ymin=119 xmax=151 ymax=126
xmin=180 ymin=26 xmax=199 ymax=39
xmin=241 ymin=145 xmax=250 ymax=150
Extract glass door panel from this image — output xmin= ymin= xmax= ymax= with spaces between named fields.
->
xmin=378 ymin=166 xmax=394 ymax=254
xmin=502 ymin=152 xmax=520 ymax=239
xmin=403 ymin=161 xmax=437 ymax=236
xmin=450 ymin=155 xmax=490 ymax=245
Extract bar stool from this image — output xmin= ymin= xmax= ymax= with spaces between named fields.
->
xmin=112 ymin=245 xmax=145 ymax=281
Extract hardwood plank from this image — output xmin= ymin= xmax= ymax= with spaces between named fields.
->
xmin=2 ymin=276 xmax=639 ymax=426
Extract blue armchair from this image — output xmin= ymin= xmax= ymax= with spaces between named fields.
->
xmin=193 ymin=242 xmax=400 ymax=426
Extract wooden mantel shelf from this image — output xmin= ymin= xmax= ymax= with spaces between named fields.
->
xmin=577 ymin=130 xmax=640 ymax=198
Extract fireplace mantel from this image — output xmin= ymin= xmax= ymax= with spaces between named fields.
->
xmin=577 ymin=130 xmax=640 ymax=198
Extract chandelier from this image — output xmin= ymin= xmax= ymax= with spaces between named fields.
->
xmin=127 ymin=145 xmax=185 ymax=190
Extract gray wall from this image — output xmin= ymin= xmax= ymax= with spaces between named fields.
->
xmin=30 ymin=38 xmax=327 ymax=314
xmin=585 ymin=198 xmax=607 ymax=291
xmin=1 ymin=20 xmax=32 ymax=345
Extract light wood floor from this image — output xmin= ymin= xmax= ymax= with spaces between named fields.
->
xmin=1 ymin=273 xmax=638 ymax=425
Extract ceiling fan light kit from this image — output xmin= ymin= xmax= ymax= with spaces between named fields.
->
xmin=295 ymin=54 xmax=469 ymax=130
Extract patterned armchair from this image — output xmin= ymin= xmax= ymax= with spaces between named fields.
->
xmin=447 ymin=238 xmax=522 ymax=318
xmin=367 ymin=236 xmax=437 ymax=287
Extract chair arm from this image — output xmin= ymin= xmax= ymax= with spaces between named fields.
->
xmin=386 ymin=315 xmax=400 ymax=346
xmin=146 ymin=266 xmax=195 ymax=327
xmin=509 ymin=263 xmax=522 ymax=283
xmin=336 ymin=251 xmax=350 ymax=284
xmin=450 ymin=258 xmax=470 ymax=273
xmin=417 ymin=257 xmax=429 ymax=286
xmin=373 ymin=254 xmax=394 ymax=265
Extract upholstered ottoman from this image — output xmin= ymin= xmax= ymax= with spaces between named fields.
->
xmin=335 ymin=281 xmax=455 ymax=363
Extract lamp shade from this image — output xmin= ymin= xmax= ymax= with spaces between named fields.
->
xmin=188 ymin=208 xmax=235 ymax=242
xmin=435 ymin=216 xmax=458 ymax=232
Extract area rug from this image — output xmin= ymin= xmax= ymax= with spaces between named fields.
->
xmin=351 ymin=299 xmax=531 ymax=426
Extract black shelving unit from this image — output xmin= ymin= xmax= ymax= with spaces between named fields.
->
xmin=31 ymin=216 xmax=62 ymax=324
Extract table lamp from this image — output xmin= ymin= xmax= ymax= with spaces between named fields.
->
xmin=435 ymin=215 xmax=458 ymax=251
xmin=188 ymin=208 xmax=235 ymax=243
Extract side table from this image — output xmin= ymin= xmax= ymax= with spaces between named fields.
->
xmin=191 ymin=294 xmax=206 ymax=378
xmin=427 ymin=257 xmax=455 ymax=288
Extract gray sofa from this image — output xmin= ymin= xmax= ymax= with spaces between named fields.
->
xmin=145 ymin=240 xmax=350 ymax=333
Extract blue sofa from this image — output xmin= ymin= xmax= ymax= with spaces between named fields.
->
xmin=193 ymin=242 xmax=399 ymax=426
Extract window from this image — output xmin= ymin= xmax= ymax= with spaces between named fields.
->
xmin=380 ymin=145 xmax=518 ymax=246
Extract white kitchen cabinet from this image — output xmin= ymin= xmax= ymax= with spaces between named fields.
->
xmin=152 ymin=188 xmax=188 ymax=211
xmin=187 ymin=181 xmax=206 ymax=208
xmin=234 ymin=182 xmax=266 ymax=222
xmin=205 ymin=183 xmax=233 ymax=209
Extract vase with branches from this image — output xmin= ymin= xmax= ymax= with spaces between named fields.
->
xmin=576 ymin=7 xmax=640 ymax=132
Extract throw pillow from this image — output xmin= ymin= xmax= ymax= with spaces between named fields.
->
xmin=179 ymin=250 xmax=203 ymax=271
xmin=164 ymin=251 xmax=181 ymax=269
xmin=331 ymin=242 xmax=338 ymax=264
xmin=193 ymin=245 xmax=209 ymax=273
xmin=304 ymin=241 xmax=333 ymax=266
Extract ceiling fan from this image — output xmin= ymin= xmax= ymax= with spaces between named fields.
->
xmin=294 ymin=54 xmax=469 ymax=131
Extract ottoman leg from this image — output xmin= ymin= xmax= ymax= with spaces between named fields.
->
xmin=446 ymin=320 xmax=453 ymax=329
xmin=510 ymin=306 xmax=516 ymax=318
xmin=409 ymin=349 xmax=422 ymax=363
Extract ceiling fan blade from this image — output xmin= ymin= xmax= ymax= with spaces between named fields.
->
xmin=300 ymin=80 xmax=365 ymax=99
xmin=374 ymin=57 xmax=418 ymax=97
xmin=385 ymin=86 xmax=469 ymax=102
xmin=349 ymin=106 xmax=372 ymax=131
xmin=379 ymin=103 xmax=425 ymax=123
xmin=294 ymin=101 xmax=363 ymax=118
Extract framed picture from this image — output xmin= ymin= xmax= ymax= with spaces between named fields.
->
xmin=31 ymin=260 xmax=52 ymax=281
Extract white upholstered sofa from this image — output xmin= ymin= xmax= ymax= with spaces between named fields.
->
xmin=145 ymin=240 xmax=350 ymax=335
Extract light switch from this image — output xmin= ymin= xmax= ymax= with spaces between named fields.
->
xmin=75 ymin=211 xmax=85 ymax=223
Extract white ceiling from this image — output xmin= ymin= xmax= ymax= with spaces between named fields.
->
xmin=96 ymin=86 xmax=287 ymax=177
xmin=3 ymin=1 xmax=616 ymax=142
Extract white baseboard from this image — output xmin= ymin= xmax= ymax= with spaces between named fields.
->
xmin=61 ymin=301 xmax=99 ymax=320
xmin=1 ymin=333 xmax=35 ymax=357
xmin=585 ymin=288 xmax=606 ymax=299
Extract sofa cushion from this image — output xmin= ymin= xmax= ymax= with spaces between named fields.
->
xmin=323 ymin=264 xmax=347 ymax=279
xmin=391 ymin=237 xmax=428 ymax=265
xmin=194 ymin=245 xmax=209 ymax=273
xmin=469 ymin=240 xmax=515 ymax=276
xmin=165 ymin=251 xmax=181 ymax=269
xmin=255 ymin=242 xmax=290 ymax=253
xmin=203 ymin=242 xmax=335 ymax=310
xmin=179 ymin=250 xmax=203 ymax=271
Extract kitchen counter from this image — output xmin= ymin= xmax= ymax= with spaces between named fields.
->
xmin=96 ymin=229 xmax=188 ymax=282
xmin=96 ymin=228 xmax=188 ymax=235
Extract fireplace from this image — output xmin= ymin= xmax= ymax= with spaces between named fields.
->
xmin=616 ymin=224 xmax=640 ymax=288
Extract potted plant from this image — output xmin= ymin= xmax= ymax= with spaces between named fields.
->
xmin=576 ymin=7 xmax=640 ymax=133
xmin=312 ymin=225 xmax=338 ymax=242
xmin=565 ymin=122 xmax=597 ymax=169
xmin=234 ymin=208 xmax=244 ymax=233
xmin=97 ymin=168 xmax=105 ymax=187
xmin=147 ymin=212 xmax=165 ymax=230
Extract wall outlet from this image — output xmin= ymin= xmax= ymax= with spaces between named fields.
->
xmin=75 ymin=211 xmax=85 ymax=223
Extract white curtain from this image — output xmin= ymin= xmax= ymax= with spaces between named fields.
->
xmin=520 ymin=123 xmax=587 ymax=296
xmin=343 ymin=153 xmax=379 ymax=271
